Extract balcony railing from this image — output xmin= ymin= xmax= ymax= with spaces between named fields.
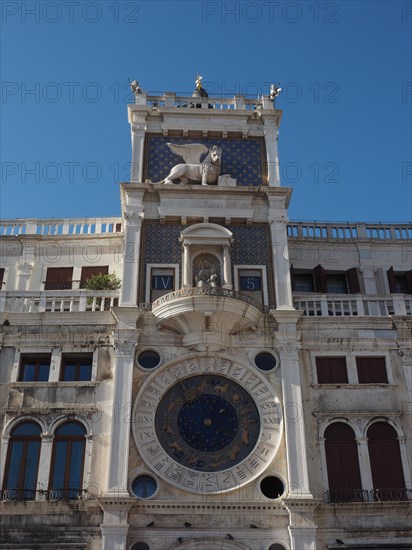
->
xmin=293 ymin=293 xmax=412 ymax=317
xmin=0 ymin=217 xmax=122 ymax=236
xmin=152 ymin=286 xmax=264 ymax=312
xmin=0 ymin=488 xmax=88 ymax=501
xmin=325 ymin=488 xmax=412 ymax=503
xmin=287 ymin=221 xmax=412 ymax=240
xmin=0 ymin=290 xmax=119 ymax=313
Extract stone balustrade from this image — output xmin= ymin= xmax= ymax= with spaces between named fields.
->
xmin=287 ymin=221 xmax=412 ymax=240
xmin=0 ymin=290 xmax=119 ymax=313
xmin=0 ymin=217 xmax=123 ymax=237
xmin=294 ymin=293 xmax=412 ymax=317
xmin=133 ymin=91 xmax=266 ymax=111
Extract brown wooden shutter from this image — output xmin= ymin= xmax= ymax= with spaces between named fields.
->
xmin=313 ymin=264 xmax=327 ymax=292
xmin=367 ymin=422 xmax=405 ymax=493
xmin=45 ymin=268 xmax=73 ymax=290
xmin=406 ymin=270 xmax=412 ymax=294
xmin=80 ymin=266 xmax=109 ymax=287
xmin=347 ymin=267 xmax=361 ymax=293
xmin=356 ymin=357 xmax=388 ymax=383
xmin=316 ymin=357 xmax=348 ymax=383
xmin=325 ymin=423 xmax=362 ymax=500
xmin=387 ymin=267 xmax=397 ymax=293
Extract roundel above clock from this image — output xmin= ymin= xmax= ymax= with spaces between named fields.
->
xmin=132 ymin=355 xmax=282 ymax=494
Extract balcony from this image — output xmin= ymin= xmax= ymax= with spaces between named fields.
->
xmin=293 ymin=293 xmax=412 ymax=317
xmin=0 ymin=488 xmax=89 ymax=502
xmin=0 ymin=290 xmax=119 ymax=313
xmin=151 ymin=287 xmax=263 ymax=344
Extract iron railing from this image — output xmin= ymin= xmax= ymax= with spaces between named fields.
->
xmin=0 ymin=488 xmax=88 ymax=502
xmin=325 ymin=488 xmax=412 ymax=503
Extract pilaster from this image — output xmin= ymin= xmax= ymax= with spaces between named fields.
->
xmin=120 ymin=210 xmax=143 ymax=306
xmin=283 ymin=498 xmax=321 ymax=550
xmin=272 ymin=310 xmax=313 ymax=499
xmin=107 ymin=334 xmax=137 ymax=496
xmin=268 ymin=214 xmax=294 ymax=309
xmin=263 ymin=118 xmax=280 ymax=186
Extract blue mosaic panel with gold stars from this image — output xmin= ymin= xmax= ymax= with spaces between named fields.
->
xmin=145 ymin=136 xmax=265 ymax=186
xmin=141 ymin=222 xmax=272 ymax=303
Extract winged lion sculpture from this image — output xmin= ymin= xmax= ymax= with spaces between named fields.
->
xmin=150 ymin=143 xmax=222 ymax=185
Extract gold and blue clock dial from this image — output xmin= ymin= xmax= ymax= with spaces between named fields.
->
xmin=155 ymin=375 xmax=260 ymax=472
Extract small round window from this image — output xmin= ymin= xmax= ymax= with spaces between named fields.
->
xmin=132 ymin=475 xmax=157 ymax=499
xmin=260 ymin=476 xmax=285 ymax=499
xmin=255 ymin=352 xmax=277 ymax=371
xmin=137 ymin=350 xmax=161 ymax=369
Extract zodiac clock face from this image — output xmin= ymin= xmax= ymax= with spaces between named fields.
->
xmin=133 ymin=355 xmax=282 ymax=494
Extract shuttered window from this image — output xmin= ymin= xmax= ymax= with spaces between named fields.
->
xmin=316 ymin=357 xmax=348 ymax=384
xmin=325 ymin=423 xmax=362 ymax=502
xmin=44 ymin=267 xmax=73 ymax=290
xmin=367 ymin=422 xmax=405 ymax=500
xmin=80 ymin=266 xmax=109 ymax=288
xmin=387 ymin=267 xmax=412 ymax=293
xmin=0 ymin=268 xmax=4 ymax=286
xmin=356 ymin=357 xmax=388 ymax=384
xmin=294 ymin=265 xmax=360 ymax=293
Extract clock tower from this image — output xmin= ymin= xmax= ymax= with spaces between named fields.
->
xmin=101 ymin=78 xmax=317 ymax=550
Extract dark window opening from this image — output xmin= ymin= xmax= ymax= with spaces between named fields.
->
xmin=293 ymin=273 xmax=315 ymax=293
xmin=387 ymin=267 xmax=412 ymax=294
xmin=2 ymin=421 xmax=42 ymax=500
xmin=356 ymin=357 xmax=388 ymax=384
xmin=60 ymin=353 xmax=93 ymax=381
xmin=326 ymin=273 xmax=348 ymax=294
xmin=255 ymin=352 xmax=277 ymax=371
xmin=80 ymin=266 xmax=109 ymax=288
xmin=19 ymin=355 xmax=51 ymax=382
xmin=260 ymin=476 xmax=284 ymax=499
xmin=49 ymin=422 xmax=86 ymax=500
xmin=137 ymin=350 xmax=161 ymax=369
xmin=316 ymin=357 xmax=348 ymax=384
xmin=325 ymin=423 xmax=362 ymax=502
xmin=44 ymin=267 xmax=73 ymax=290
xmin=367 ymin=422 xmax=406 ymax=500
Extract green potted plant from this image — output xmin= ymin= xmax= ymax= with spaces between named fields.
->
xmin=83 ymin=273 xmax=121 ymax=309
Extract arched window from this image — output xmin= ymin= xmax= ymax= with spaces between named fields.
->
xmin=324 ymin=423 xmax=362 ymax=502
xmin=367 ymin=422 xmax=406 ymax=501
xmin=49 ymin=422 xmax=86 ymax=500
xmin=2 ymin=421 xmax=42 ymax=500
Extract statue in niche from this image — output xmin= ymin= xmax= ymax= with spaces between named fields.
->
xmin=193 ymin=254 xmax=220 ymax=288
xmin=149 ymin=143 xmax=222 ymax=186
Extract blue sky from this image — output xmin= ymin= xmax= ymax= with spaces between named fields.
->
xmin=1 ymin=0 xmax=411 ymax=222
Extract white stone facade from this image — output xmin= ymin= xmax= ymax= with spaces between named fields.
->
xmin=0 ymin=87 xmax=411 ymax=550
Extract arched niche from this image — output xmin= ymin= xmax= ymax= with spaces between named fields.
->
xmin=180 ymin=223 xmax=233 ymax=289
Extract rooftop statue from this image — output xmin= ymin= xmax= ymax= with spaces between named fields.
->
xmin=150 ymin=143 xmax=222 ymax=185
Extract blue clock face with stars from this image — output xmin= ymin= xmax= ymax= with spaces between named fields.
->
xmin=155 ymin=375 xmax=260 ymax=472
